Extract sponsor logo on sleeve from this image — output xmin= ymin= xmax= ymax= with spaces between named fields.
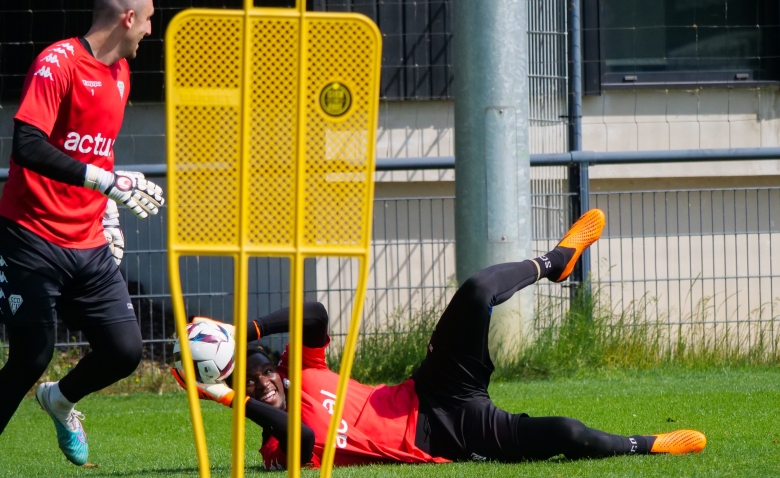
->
xmin=34 ymin=66 xmax=54 ymax=81
xmin=9 ymin=294 xmax=22 ymax=315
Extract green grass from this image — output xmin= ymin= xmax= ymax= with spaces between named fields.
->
xmin=1 ymin=368 xmax=778 ymax=477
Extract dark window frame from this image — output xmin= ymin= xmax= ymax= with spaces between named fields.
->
xmin=582 ymin=0 xmax=780 ymax=95
xmin=0 ymin=0 xmax=452 ymax=104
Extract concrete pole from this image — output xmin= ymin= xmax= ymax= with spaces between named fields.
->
xmin=453 ymin=0 xmax=533 ymax=358
xmin=567 ymin=0 xmax=591 ymax=290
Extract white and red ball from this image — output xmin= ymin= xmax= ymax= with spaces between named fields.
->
xmin=173 ymin=321 xmax=235 ymax=384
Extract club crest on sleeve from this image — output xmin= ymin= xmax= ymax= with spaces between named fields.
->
xmin=9 ymin=294 xmax=22 ymax=315
xmin=117 ymin=81 xmax=125 ymax=99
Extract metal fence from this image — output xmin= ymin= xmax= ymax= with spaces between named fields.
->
xmin=528 ymin=0 xmax=569 ymax=155
xmin=591 ymin=186 xmax=780 ymax=354
xmin=3 ymin=167 xmax=780 ymax=361
xmin=0 ymin=168 xmax=574 ymax=362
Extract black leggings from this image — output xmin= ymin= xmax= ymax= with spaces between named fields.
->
xmin=0 ymin=320 xmax=142 ymax=434
xmin=414 ymin=261 xmax=645 ymax=461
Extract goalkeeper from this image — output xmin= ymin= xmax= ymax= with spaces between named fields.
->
xmin=175 ymin=210 xmax=707 ymax=468
xmin=0 ymin=0 xmax=162 ymax=467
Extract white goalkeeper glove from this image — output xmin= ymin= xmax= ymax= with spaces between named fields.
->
xmin=102 ymin=199 xmax=125 ymax=266
xmin=171 ymin=368 xmax=237 ymax=407
xmin=84 ymin=165 xmax=164 ymax=219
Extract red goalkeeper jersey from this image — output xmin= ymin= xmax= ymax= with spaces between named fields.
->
xmin=0 ymin=38 xmax=130 ymax=248
xmin=259 ymin=338 xmax=449 ymax=469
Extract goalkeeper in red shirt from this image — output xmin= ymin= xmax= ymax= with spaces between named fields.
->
xmin=175 ymin=210 xmax=706 ymax=468
xmin=0 ymin=0 xmax=163 ymax=467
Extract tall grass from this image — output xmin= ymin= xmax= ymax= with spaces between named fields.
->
xmin=0 ymin=344 xmax=180 ymax=396
xmin=327 ymin=305 xmax=439 ymax=385
xmin=329 ymin=284 xmax=780 ymax=385
xmin=4 ymin=282 xmax=778 ymax=393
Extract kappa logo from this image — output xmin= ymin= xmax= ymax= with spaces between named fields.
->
xmin=57 ymin=42 xmax=75 ymax=56
xmin=117 ymin=80 xmax=125 ymax=99
xmin=83 ymin=79 xmax=102 ymax=96
xmin=41 ymin=54 xmax=61 ymax=68
xmin=0 ymin=271 xmax=6 ymax=283
xmin=0 ymin=256 xmax=6 ymax=267
xmin=9 ymin=294 xmax=22 ymax=315
xmin=49 ymin=47 xmax=68 ymax=57
xmin=0 ymin=287 xmax=4 ymax=299
xmin=34 ymin=66 xmax=54 ymax=81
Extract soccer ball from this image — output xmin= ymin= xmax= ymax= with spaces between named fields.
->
xmin=173 ymin=321 xmax=235 ymax=384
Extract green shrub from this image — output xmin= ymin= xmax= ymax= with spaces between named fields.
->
xmin=329 ymin=283 xmax=780 ymax=385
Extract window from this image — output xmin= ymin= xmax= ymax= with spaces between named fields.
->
xmin=583 ymin=0 xmax=780 ymax=93
xmin=0 ymin=0 xmax=452 ymax=104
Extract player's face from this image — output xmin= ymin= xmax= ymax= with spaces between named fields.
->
xmin=123 ymin=0 xmax=154 ymax=59
xmin=246 ymin=353 xmax=286 ymax=410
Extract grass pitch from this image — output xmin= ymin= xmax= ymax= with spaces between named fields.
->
xmin=0 ymin=368 xmax=777 ymax=477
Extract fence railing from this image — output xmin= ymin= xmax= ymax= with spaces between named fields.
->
xmin=3 ymin=154 xmax=780 ymax=360
xmin=591 ymin=186 xmax=780 ymax=354
xmin=0 ymin=171 xmax=572 ymax=362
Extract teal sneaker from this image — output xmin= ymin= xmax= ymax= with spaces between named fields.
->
xmin=35 ymin=382 xmax=88 ymax=466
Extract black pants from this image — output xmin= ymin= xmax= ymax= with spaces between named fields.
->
xmin=0 ymin=218 xmax=142 ymax=434
xmin=413 ymin=261 xmax=639 ymax=462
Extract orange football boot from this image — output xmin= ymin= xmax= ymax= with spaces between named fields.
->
xmin=648 ymin=429 xmax=707 ymax=454
xmin=548 ymin=209 xmax=606 ymax=282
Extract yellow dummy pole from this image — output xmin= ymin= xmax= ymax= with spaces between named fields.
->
xmin=286 ymin=0 xmax=308 ymax=474
xmin=228 ymin=1 xmax=255 ymax=476
xmin=166 ymin=15 xmax=214 ymax=477
xmin=318 ymin=256 xmax=371 ymax=477
xmin=319 ymin=15 xmax=382 ymax=478
xmin=168 ymin=255 xmax=212 ymax=477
